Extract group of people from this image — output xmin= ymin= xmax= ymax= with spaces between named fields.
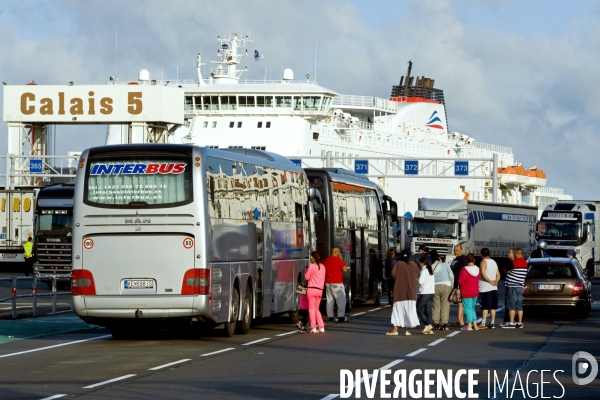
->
xmin=298 ymin=242 xmax=534 ymax=335
xmin=298 ymin=246 xmax=349 ymax=333
xmin=386 ymin=243 xmax=531 ymax=335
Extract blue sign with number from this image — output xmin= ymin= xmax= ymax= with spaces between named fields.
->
xmin=454 ymin=161 xmax=469 ymax=176
xmin=354 ymin=160 xmax=369 ymax=174
xmin=29 ymin=159 xmax=43 ymax=173
xmin=289 ymin=159 xmax=302 ymax=168
xmin=404 ymin=160 xmax=419 ymax=175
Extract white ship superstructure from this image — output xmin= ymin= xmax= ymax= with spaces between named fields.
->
xmin=106 ymin=33 xmax=571 ymax=213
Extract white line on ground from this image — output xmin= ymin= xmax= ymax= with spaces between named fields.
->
xmin=351 ymin=312 xmax=366 ymax=316
xmin=148 ymin=359 xmax=191 ymax=370
xmin=367 ymin=308 xmax=382 ymax=312
xmin=446 ymin=331 xmax=460 ymax=337
xmin=40 ymin=395 xmax=66 ymax=400
xmin=200 ymin=347 xmax=235 ymax=357
xmin=276 ymin=331 xmax=299 ymax=337
xmin=321 ymin=374 xmax=373 ymax=400
xmin=0 ymin=335 xmax=112 ymax=359
xmin=380 ymin=359 xmax=404 ymax=370
xmin=406 ymin=348 xmax=427 ymax=357
xmin=241 ymin=337 xmax=270 ymax=346
xmin=83 ymin=374 xmax=136 ymax=389
xmin=428 ymin=339 xmax=446 ymax=346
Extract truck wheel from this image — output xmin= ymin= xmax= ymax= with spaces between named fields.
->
xmin=223 ymin=286 xmax=239 ymax=337
xmin=236 ymin=283 xmax=252 ymax=335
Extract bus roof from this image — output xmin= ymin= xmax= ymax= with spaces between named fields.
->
xmin=304 ymin=168 xmax=383 ymax=192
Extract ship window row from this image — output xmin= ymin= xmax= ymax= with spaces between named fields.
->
xmin=202 ymin=121 xmax=272 ymax=129
xmin=185 ymin=95 xmax=332 ymax=112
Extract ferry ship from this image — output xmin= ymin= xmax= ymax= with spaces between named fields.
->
xmin=106 ymin=33 xmax=571 ymax=214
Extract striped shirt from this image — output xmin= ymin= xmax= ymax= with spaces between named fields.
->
xmin=505 ymin=258 xmax=528 ymax=287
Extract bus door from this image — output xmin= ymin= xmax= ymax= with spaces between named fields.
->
xmin=350 ymin=227 xmax=368 ymax=301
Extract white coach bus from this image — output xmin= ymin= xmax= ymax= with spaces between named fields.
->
xmin=72 ymin=144 xmax=311 ymax=337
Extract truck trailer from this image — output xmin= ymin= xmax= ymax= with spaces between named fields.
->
xmin=539 ymin=200 xmax=600 ymax=279
xmin=410 ymin=198 xmax=538 ymax=269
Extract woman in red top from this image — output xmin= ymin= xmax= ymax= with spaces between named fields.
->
xmin=458 ymin=253 xmax=480 ymax=331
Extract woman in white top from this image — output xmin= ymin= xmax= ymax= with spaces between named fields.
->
xmin=416 ymin=256 xmax=435 ymax=334
xmin=478 ymin=248 xmax=500 ymax=329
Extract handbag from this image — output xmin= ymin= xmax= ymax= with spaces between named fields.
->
xmin=296 ymin=281 xmax=307 ymax=295
xmin=448 ymin=287 xmax=462 ymax=304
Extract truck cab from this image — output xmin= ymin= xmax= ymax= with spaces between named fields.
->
xmin=33 ymin=183 xmax=75 ymax=287
xmin=539 ymin=201 xmax=599 ymax=279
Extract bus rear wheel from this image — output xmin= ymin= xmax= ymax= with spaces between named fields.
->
xmin=223 ymin=286 xmax=239 ymax=337
xmin=236 ymin=283 xmax=252 ymax=335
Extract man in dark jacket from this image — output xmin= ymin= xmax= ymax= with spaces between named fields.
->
xmin=450 ymin=244 xmax=467 ymax=326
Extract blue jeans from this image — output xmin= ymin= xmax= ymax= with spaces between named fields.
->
xmin=417 ymin=294 xmax=434 ymax=326
xmin=506 ymin=286 xmax=523 ymax=312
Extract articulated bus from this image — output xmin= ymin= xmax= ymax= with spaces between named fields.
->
xmin=305 ymin=168 xmax=397 ymax=309
xmin=72 ymin=144 xmax=311 ymax=337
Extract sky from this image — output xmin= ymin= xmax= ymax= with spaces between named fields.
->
xmin=0 ymin=0 xmax=599 ymax=199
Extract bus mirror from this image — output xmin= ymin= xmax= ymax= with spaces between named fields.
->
xmin=308 ymin=188 xmax=322 ymax=203
xmin=390 ymin=201 xmax=398 ymax=221
xmin=460 ymin=222 xmax=467 ymax=240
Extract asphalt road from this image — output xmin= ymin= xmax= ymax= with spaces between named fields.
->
xmin=0 ymin=287 xmax=599 ymax=399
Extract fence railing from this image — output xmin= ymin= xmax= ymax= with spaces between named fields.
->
xmin=0 ymin=274 xmax=71 ymax=319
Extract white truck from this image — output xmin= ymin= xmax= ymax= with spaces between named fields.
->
xmin=0 ymin=190 xmax=35 ymax=265
xmin=539 ymin=200 xmax=600 ymax=279
xmin=410 ymin=198 xmax=538 ymax=269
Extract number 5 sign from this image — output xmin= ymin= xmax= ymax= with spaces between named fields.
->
xmin=183 ymin=237 xmax=194 ymax=249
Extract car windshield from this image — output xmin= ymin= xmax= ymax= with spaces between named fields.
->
xmin=527 ymin=263 xmax=575 ymax=278
xmin=538 ymin=221 xmax=581 ymax=240
xmin=412 ymin=220 xmax=457 ymax=238
xmin=35 ymin=214 xmax=73 ymax=237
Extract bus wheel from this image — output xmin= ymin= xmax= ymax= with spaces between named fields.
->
xmin=223 ymin=286 xmax=239 ymax=337
xmin=345 ymin=287 xmax=353 ymax=313
xmin=236 ymin=284 xmax=252 ymax=335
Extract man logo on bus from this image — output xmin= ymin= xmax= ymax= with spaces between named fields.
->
xmin=90 ymin=163 xmax=186 ymax=175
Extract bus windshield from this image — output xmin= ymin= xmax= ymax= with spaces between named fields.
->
xmin=84 ymin=154 xmax=192 ymax=208
xmin=539 ymin=221 xmax=581 ymax=240
xmin=35 ymin=214 xmax=73 ymax=237
xmin=412 ymin=220 xmax=457 ymax=238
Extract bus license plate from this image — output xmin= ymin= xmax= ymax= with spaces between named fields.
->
xmin=537 ymin=284 xmax=561 ymax=291
xmin=124 ymin=280 xmax=154 ymax=289
xmin=1 ymin=253 xmax=17 ymax=259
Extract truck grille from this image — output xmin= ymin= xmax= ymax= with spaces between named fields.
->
xmin=36 ymin=241 xmax=72 ymax=270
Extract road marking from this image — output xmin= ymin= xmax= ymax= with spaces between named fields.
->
xmin=322 ymin=374 xmax=373 ymax=400
xmin=406 ymin=348 xmax=427 ymax=357
xmin=0 ymin=334 xmax=111 ymax=359
xmin=380 ymin=359 xmax=404 ymax=370
xmin=200 ymin=347 xmax=234 ymax=357
xmin=447 ymin=331 xmax=460 ymax=337
xmin=242 ymin=337 xmax=270 ymax=346
xmin=367 ymin=308 xmax=382 ymax=312
xmin=428 ymin=338 xmax=446 ymax=346
xmin=351 ymin=312 xmax=366 ymax=317
xmin=276 ymin=331 xmax=299 ymax=337
xmin=83 ymin=374 xmax=136 ymax=389
xmin=40 ymin=395 xmax=66 ymax=400
xmin=148 ymin=359 xmax=191 ymax=370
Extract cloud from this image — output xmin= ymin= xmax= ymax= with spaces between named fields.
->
xmin=0 ymin=0 xmax=598 ymax=199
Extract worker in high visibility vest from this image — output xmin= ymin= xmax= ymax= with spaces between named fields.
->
xmin=23 ymin=237 xmax=34 ymax=259
xmin=23 ymin=237 xmax=34 ymax=277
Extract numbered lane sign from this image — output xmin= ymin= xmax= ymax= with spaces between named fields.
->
xmin=354 ymin=160 xmax=369 ymax=174
xmin=183 ymin=237 xmax=194 ymax=249
xmin=83 ymin=238 xmax=94 ymax=250
xmin=404 ymin=160 xmax=419 ymax=175
xmin=289 ymin=159 xmax=302 ymax=168
xmin=454 ymin=161 xmax=469 ymax=176
xmin=29 ymin=159 xmax=43 ymax=173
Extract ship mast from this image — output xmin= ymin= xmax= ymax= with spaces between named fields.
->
xmin=208 ymin=33 xmax=251 ymax=84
